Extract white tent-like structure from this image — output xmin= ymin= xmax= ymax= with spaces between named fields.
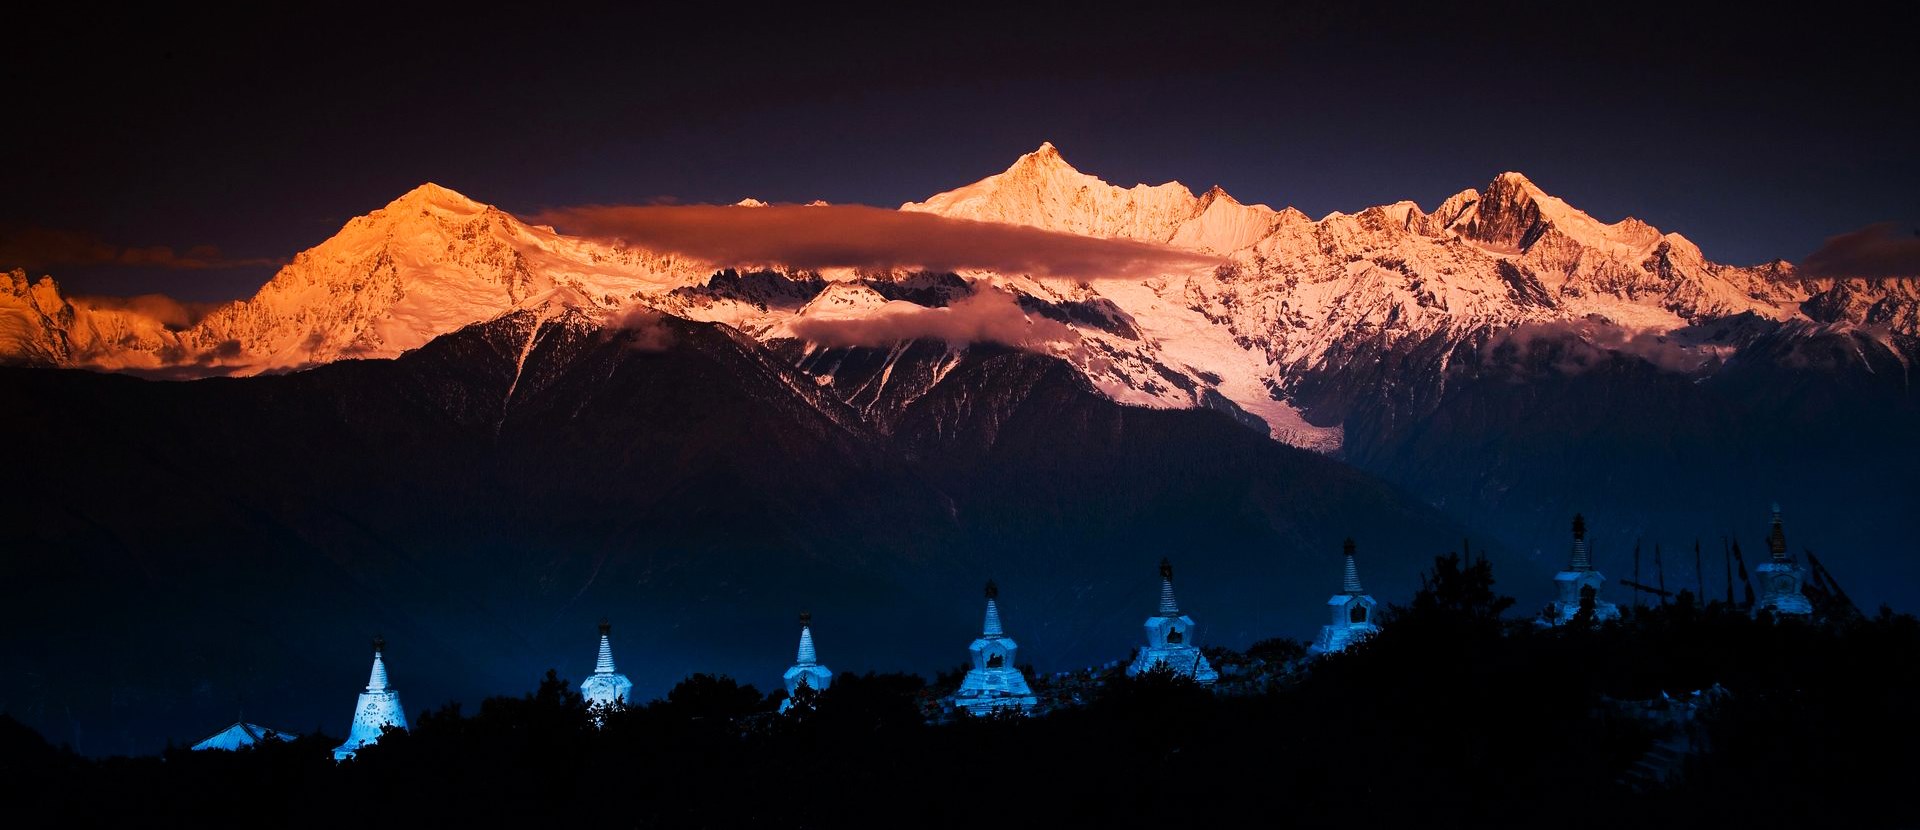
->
xmin=332 ymin=637 xmax=408 ymax=761
xmin=191 ymin=721 xmax=295 ymax=751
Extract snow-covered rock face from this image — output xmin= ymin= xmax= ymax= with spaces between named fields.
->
xmin=179 ymin=183 xmax=703 ymax=374
xmin=4 ymin=185 xmax=701 ymax=376
xmin=1 ymin=269 xmax=182 ymax=369
xmin=5 ymin=145 xmax=1916 ymax=453
xmin=902 ymin=141 xmax=1280 ymax=255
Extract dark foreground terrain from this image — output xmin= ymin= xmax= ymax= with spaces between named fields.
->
xmin=5 ymin=554 xmax=1914 ymax=828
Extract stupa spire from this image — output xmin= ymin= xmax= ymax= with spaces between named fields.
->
xmin=795 ymin=611 xmax=818 ymax=666
xmin=366 ymin=636 xmax=389 ymax=692
xmin=982 ymin=580 xmax=1004 ymax=637
xmin=1767 ymin=502 xmax=1789 ymax=564
xmin=1569 ymin=513 xmax=1592 ymax=571
xmin=1158 ymin=558 xmax=1180 ymax=616
xmin=595 ymin=619 xmax=617 ymax=674
xmin=1342 ymin=538 xmax=1363 ymax=594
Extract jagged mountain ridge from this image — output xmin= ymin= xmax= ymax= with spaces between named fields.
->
xmin=3 ymin=143 xmax=1914 ymax=453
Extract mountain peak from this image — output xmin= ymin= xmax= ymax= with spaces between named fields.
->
xmin=1201 ymin=184 xmax=1237 ymax=203
xmin=1465 ymin=171 xmax=1667 ymax=256
xmin=1009 ymin=141 xmax=1076 ymax=174
xmin=387 ymin=182 xmax=484 ymax=213
xmin=1457 ymin=171 xmax=1580 ymax=250
xmin=1482 ymin=172 xmax=1553 ymax=209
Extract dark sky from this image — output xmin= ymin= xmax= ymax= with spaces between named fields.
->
xmin=7 ymin=4 xmax=1914 ymax=301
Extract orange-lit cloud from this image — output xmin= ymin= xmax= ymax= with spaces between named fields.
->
xmin=1800 ymin=222 xmax=1920 ymax=279
xmin=787 ymin=286 xmax=1074 ymax=349
xmin=0 ymin=226 xmax=282 ymax=271
xmin=71 ymin=293 xmax=221 ymax=329
xmin=535 ymin=204 xmax=1220 ymax=279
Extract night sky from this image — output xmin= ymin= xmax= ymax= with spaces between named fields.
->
xmin=8 ymin=4 xmax=1914 ymax=301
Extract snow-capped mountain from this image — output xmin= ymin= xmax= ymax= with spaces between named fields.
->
xmin=909 ymin=144 xmax=1914 ymax=437
xmin=901 ymin=141 xmax=1283 ymax=255
xmin=4 ymin=144 xmax=1914 ymax=455
xmin=2 ymin=270 xmax=183 ymax=369
xmin=3 ymin=184 xmax=705 ymax=375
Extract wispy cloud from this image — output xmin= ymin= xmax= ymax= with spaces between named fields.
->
xmin=1488 ymin=320 xmax=1713 ymax=374
xmin=535 ymin=203 xmax=1220 ymax=279
xmin=70 ymin=293 xmax=222 ymax=330
xmin=1799 ymin=222 xmax=1920 ymax=279
xmin=0 ymin=226 xmax=282 ymax=271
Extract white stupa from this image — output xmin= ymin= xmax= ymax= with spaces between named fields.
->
xmin=1310 ymin=538 xmax=1380 ymax=655
xmin=1543 ymin=514 xmax=1621 ymax=626
xmin=580 ymin=619 xmax=635 ymax=716
xmin=949 ymin=580 xmax=1037 ymax=716
xmin=1126 ymin=559 xmax=1218 ymax=684
xmin=1754 ymin=503 xmax=1814 ymax=618
xmin=780 ymin=612 xmax=833 ymax=713
xmin=332 ymin=637 xmax=408 ymax=761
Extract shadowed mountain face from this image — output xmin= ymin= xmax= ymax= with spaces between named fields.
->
xmin=1330 ymin=324 xmax=1920 ymax=609
xmin=0 ymin=311 xmax=1479 ymax=755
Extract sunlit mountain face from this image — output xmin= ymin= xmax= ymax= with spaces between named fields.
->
xmin=2 ymin=5 xmax=1914 ymax=764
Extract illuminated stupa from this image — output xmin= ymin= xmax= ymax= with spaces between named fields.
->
xmin=1126 ymin=559 xmax=1218 ymax=684
xmin=1310 ymin=538 xmax=1380 ymax=655
xmin=949 ymin=580 xmax=1037 ymax=716
xmin=779 ymin=612 xmax=833 ymax=712
xmin=332 ymin=637 xmax=408 ymax=761
xmin=1543 ymin=514 xmax=1620 ymax=626
xmin=1754 ymin=503 xmax=1814 ymax=618
xmin=579 ymin=619 xmax=635 ymax=715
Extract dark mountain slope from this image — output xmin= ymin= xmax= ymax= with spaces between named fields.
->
xmin=1341 ymin=326 xmax=1920 ymax=609
xmin=2 ymin=315 xmax=1478 ymax=755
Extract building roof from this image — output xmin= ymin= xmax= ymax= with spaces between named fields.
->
xmin=191 ymin=722 xmax=294 ymax=751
